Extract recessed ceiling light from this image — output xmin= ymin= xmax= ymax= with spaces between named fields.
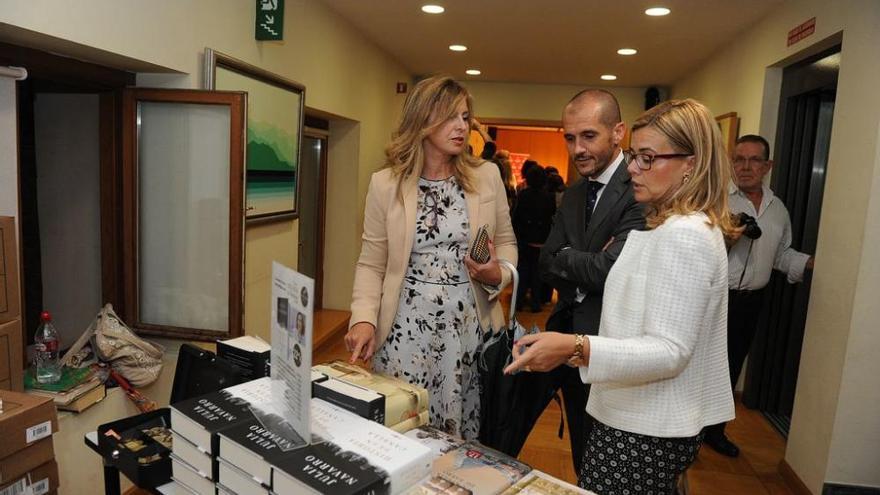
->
xmin=466 ymin=69 xmax=481 ymax=76
xmin=421 ymin=5 xmax=445 ymax=14
xmin=600 ymin=74 xmax=617 ymax=81
xmin=617 ymin=48 xmax=638 ymax=56
xmin=449 ymin=44 xmax=467 ymax=52
xmin=645 ymin=7 xmax=671 ymax=16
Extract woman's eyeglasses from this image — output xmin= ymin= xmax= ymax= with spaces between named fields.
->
xmin=624 ymin=149 xmax=693 ymax=170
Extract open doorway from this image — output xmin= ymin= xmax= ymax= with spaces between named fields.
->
xmin=2 ymin=42 xmax=133 ymax=348
xmin=743 ymin=45 xmax=840 ymax=437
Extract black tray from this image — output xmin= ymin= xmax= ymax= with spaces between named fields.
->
xmin=97 ymin=408 xmax=172 ymax=489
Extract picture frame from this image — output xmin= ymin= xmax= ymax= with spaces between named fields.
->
xmin=204 ymin=48 xmax=305 ymax=220
xmin=715 ymin=112 xmax=740 ymax=153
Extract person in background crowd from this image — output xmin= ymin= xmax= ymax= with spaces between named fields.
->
xmin=517 ymin=159 xmax=540 ymax=193
xmin=702 ymin=134 xmax=815 ymax=457
xmin=512 ymin=164 xmax=556 ymax=312
xmin=345 ymin=75 xmax=517 ymax=440
xmin=494 ymin=149 xmax=517 ymax=209
xmin=533 ymin=89 xmax=645 ymax=472
xmin=481 ymin=140 xmax=497 ymax=161
xmin=508 ymin=98 xmax=737 ymax=494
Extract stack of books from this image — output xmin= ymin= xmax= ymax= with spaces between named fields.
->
xmin=25 ymin=366 xmax=105 ymax=413
xmin=312 ymin=361 xmax=429 ymax=432
xmin=501 ymin=471 xmax=594 ymax=494
xmin=217 ymin=336 xmax=271 ymax=380
xmin=169 ymin=378 xmax=269 ymax=495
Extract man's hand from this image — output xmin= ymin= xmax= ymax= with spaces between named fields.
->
xmin=344 ymin=322 xmax=376 ymax=364
xmin=806 ymin=256 xmax=815 ymax=270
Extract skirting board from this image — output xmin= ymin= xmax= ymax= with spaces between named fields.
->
xmin=822 ymin=483 xmax=880 ymax=494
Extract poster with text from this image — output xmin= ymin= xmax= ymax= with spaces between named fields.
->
xmin=270 ymin=261 xmax=314 ymax=442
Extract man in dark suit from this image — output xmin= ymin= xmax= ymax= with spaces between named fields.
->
xmin=538 ymin=89 xmax=645 ymax=472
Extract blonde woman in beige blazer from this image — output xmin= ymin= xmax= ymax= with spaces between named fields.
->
xmin=506 ymin=99 xmax=737 ymax=493
xmin=345 ymin=75 xmax=517 ymax=439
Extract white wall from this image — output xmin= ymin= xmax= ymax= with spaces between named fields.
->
xmin=671 ymin=0 xmax=880 ymax=491
xmin=34 ymin=93 xmax=102 ymax=345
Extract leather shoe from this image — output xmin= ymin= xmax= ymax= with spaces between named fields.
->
xmin=704 ymin=434 xmax=740 ymax=457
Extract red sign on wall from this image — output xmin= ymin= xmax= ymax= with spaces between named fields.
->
xmin=787 ymin=17 xmax=816 ymax=47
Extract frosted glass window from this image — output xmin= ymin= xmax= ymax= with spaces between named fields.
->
xmin=137 ymin=102 xmax=231 ymax=332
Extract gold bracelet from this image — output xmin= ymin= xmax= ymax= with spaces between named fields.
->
xmin=567 ymin=334 xmax=586 ymax=366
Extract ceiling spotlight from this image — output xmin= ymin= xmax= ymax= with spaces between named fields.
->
xmin=466 ymin=69 xmax=481 ymax=76
xmin=617 ymin=48 xmax=638 ymax=56
xmin=449 ymin=45 xmax=467 ymax=52
xmin=645 ymin=7 xmax=671 ymax=16
xmin=600 ymin=74 xmax=617 ymax=81
xmin=421 ymin=5 xmax=445 ymax=14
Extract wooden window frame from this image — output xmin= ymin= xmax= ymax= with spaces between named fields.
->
xmin=120 ymin=88 xmax=246 ymax=340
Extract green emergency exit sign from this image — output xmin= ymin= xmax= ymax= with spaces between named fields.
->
xmin=256 ymin=0 xmax=284 ymax=41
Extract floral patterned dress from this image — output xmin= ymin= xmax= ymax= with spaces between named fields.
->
xmin=372 ymin=176 xmax=483 ymax=440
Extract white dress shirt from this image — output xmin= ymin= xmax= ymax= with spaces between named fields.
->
xmin=580 ymin=213 xmax=735 ymax=438
xmin=728 ymin=184 xmax=810 ymax=290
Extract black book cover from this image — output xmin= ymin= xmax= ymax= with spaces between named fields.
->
xmin=170 ymin=387 xmax=255 ymax=455
xmin=312 ymin=380 xmax=386 ymax=424
xmin=273 ymin=441 xmax=390 ymax=495
xmin=219 ymin=415 xmax=307 ymax=476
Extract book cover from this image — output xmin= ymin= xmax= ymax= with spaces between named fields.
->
xmin=311 ymin=399 xmax=432 ymax=494
xmin=313 ymin=377 xmax=386 ymax=424
xmin=272 ymin=441 xmax=389 ymax=495
xmin=500 ymin=471 xmax=595 ymax=494
xmin=218 ymin=415 xmax=307 ymax=488
xmin=170 ymin=384 xmax=255 ymax=456
xmin=430 ymin=443 xmax=532 ymax=495
xmin=403 ymin=426 xmax=465 ymax=461
xmin=313 ymin=361 xmax=428 ymax=427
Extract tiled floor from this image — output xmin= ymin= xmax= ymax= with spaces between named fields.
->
xmin=315 ymin=290 xmax=796 ymax=494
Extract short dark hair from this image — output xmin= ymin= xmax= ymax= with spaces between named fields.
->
xmin=566 ymin=89 xmax=622 ymax=127
xmin=524 ymin=164 xmax=547 ymax=189
xmin=735 ymin=134 xmax=771 ymax=160
xmin=521 ymin=160 xmax=539 ymax=177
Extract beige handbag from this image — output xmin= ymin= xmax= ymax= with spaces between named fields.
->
xmin=63 ymin=304 xmax=164 ymax=387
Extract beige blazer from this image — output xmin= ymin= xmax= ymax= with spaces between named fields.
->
xmin=350 ymin=161 xmax=518 ymax=347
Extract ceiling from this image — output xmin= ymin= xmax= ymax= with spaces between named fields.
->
xmin=320 ymin=0 xmax=785 ymax=87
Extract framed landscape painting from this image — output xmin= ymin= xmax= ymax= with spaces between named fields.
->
xmin=205 ymin=48 xmax=305 ymax=220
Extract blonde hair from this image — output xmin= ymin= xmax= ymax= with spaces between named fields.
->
xmin=385 ymin=75 xmax=478 ymax=192
xmin=631 ymin=98 xmax=737 ymax=238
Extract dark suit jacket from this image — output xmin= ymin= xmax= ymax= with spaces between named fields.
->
xmin=539 ymin=160 xmax=645 ymax=335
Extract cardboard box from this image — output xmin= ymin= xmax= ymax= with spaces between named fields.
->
xmin=0 ymin=390 xmax=59 ymax=459
xmin=0 ymin=318 xmax=24 ymax=391
xmin=0 ymin=459 xmax=59 ymax=495
xmin=0 ymin=437 xmax=54 ymax=485
xmin=0 ymin=216 xmax=21 ymax=324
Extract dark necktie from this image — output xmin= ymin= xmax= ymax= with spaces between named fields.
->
xmin=584 ymin=180 xmax=604 ymax=231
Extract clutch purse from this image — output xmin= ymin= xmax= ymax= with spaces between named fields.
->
xmin=469 ymin=224 xmax=491 ymax=264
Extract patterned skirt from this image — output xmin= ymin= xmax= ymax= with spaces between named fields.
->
xmin=372 ymin=277 xmax=483 ymax=440
xmin=579 ymin=421 xmax=703 ymax=495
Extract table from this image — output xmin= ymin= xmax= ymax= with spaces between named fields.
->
xmin=84 ymin=431 xmax=176 ymax=495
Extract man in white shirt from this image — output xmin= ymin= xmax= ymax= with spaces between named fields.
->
xmin=704 ymin=134 xmax=815 ymax=457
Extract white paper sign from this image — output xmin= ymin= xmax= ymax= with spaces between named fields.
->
xmin=269 ymin=261 xmax=313 ymax=443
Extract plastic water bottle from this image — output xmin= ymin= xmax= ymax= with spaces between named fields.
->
xmin=34 ymin=311 xmax=62 ymax=384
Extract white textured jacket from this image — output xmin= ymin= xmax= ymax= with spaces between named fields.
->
xmin=581 ymin=213 xmax=735 ymax=438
